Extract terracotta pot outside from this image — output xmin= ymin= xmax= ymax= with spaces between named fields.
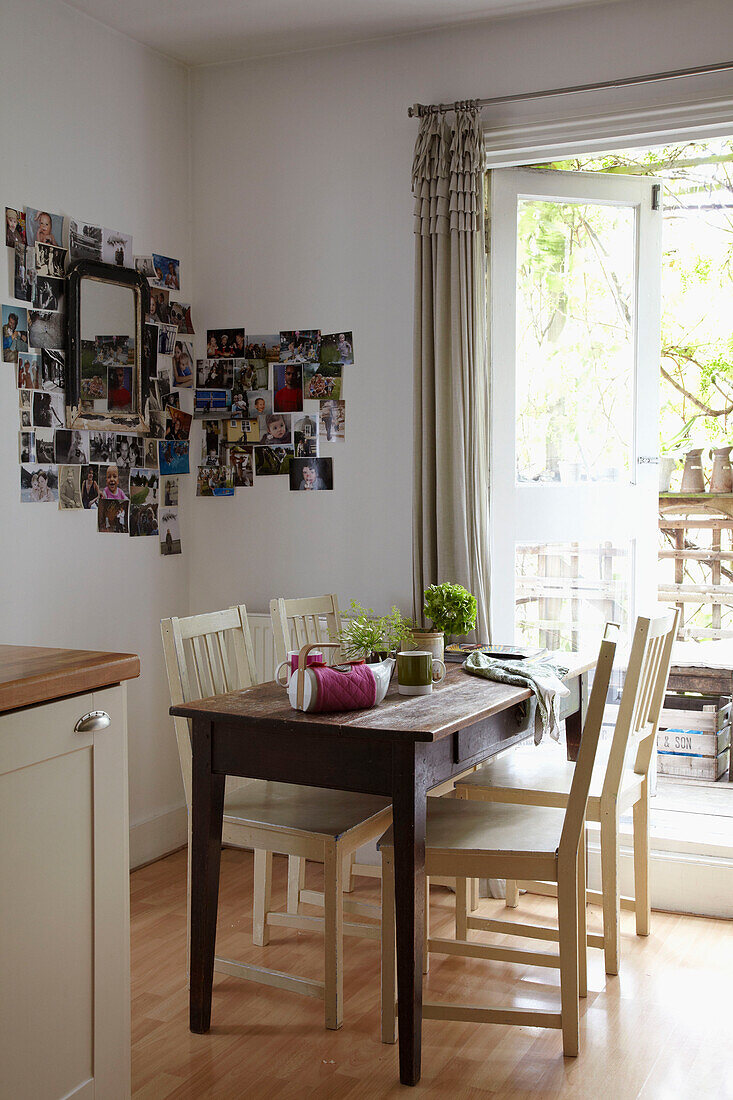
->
xmin=680 ymin=448 xmax=706 ymax=493
xmin=709 ymin=446 xmax=733 ymax=494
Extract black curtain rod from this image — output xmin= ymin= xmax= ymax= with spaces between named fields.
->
xmin=407 ymin=60 xmax=733 ymax=118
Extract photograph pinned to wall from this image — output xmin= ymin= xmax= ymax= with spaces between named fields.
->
xmin=130 ymin=502 xmax=158 ymax=537
xmin=19 ymin=431 xmax=35 ymax=463
xmin=17 ymin=352 xmax=41 ymax=389
xmin=107 ymin=365 xmax=133 ymax=412
xmin=169 ymin=301 xmax=194 ymax=334
xmin=100 ymin=462 xmax=129 ymax=500
xmin=273 ymin=362 xmax=303 ymax=413
xmin=6 ymin=207 xmax=26 ymax=247
xmin=28 ymin=309 xmax=64 ymax=350
xmin=254 ymin=445 xmax=292 ymax=477
xmin=154 ymin=364 xmax=173 ymax=402
xmin=197 ymin=358 xmax=233 ymax=389
xmin=246 ymin=390 xmax=272 ymax=419
xmin=160 ymin=509 xmax=181 ymax=555
xmin=289 ymin=456 xmax=334 ymax=492
xmin=143 ymin=436 xmax=159 ymax=470
xmin=89 ymin=430 xmax=115 ymax=463
xmin=165 ymin=405 xmax=192 ymax=441
xmin=34 ymin=427 xmax=55 ymax=463
xmin=230 ymin=385 xmax=249 ymax=418
xmin=158 ymin=323 xmax=177 ymax=357
xmin=194 ymin=389 xmax=232 ymax=419
xmin=35 ymin=241 xmax=66 ymax=279
xmin=25 ymin=209 xmax=63 ymax=249
xmin=148 ymin=408 xmax=165 ymax=440
xmin=20 ymin=408 xmax=31 ymax=429
xmin=196 ymin=465 xmax=234 ymax=497
xmin=162 ymin=476 xmax=178 ymax=506
xmin=20 ymin=464 xmax=58 ymax=503
xmin=80 ymin=464 xmax=100 ymax=509
xmin=159 ymin=440 xmax=190 ymax=475
xmin=260 ymin=412 xmax=292 ymax=446
xmin=130 ymin=468 xmax=159 ymax=506
xmin=294 ymin=414 xmax=319 ymax=457
xmin=148 ymin=288 xmax=170 ymax=326
xmin=32 ymin=390 xmax=64 ymax=429
xmin=101 ymin=228 xmax=132 ymax=268
xmin=41 ymin=349 xmax=65 ymax=392
xmin=116 ymin=434 xmax=143 ymax=470
xmin=134 ymin=255 xmax=156 ymax=280
xmin=151 ymin=254 xmax=180 ymax=291
xmin=33 ymin=275 xmax=65 ymax=313
xmin=241 ymin=359 xmax=269 ymax=390
xmin=98 ymin=497 xmax=129 ymax=533
xmin=14 ymin=244 xmax=34 ymax=302
xmin=225 ymin=418 xmax=253 ymax=445
xmin=163 ymin=389 xmax=179 ymax=409
xmin=319 ymin=400 xmax=346 ymax=442
xmin=229 ymin=445 xmax=253 ymax=487
xmin=280 ymin=330 xmax=320 ymax=363
xmin=55 ymin=429 xmax=89 ymax=465
xmin=69 ymin=221 xmax=103 ymax=261
xmin=3 ymin=304 xmax=28 ymax=361
xmin=319 ymin=332 xmax=354 ymax=366
xmin=206 ymin=328 xmax=243 ymax=359
xmin=58 ymin=465 xmax=82 ymax=510
xmin=303 ymin=362 xmax=342 ymax=400
xmin=143 ymin=321 xmax=158 ymax=379
xmin=202 ymin=420 xmax=224 ymax=465
xmin=245 ymin=334 xmax=279 ymax=361
xmin=18 ymin=387 xmax=32 ymax=410
xmin=172 ymin=338 xmax=194 ymax=387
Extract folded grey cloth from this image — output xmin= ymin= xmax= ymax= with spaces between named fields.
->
xmin=462 ymin=652 xmax=570 ymax=744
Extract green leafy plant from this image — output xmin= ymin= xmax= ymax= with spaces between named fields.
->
xmin=422 ymin=583 xmax=477 ymax=637
xmin=335 ymin=601 xmax=416 ymax=661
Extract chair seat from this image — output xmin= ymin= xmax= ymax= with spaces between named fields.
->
xmin=456 ymin=743 xmax=644 ymax=814
xmin=378 ymin=796 xmax=564 ymax=862
xmin=224 ymin=780 xmax=390 ymax=840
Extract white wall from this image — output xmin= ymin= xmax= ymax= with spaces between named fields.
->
xmin=188 ymin=0 xmax=733 ymax=626
xmin=2 ymin=0 xmax=732 ymax=865
xmin=0 ymin=0 xmax=192 ymax=865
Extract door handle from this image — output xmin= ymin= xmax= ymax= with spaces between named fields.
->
xmin=74 ymin=710 xmax=111 ymax=733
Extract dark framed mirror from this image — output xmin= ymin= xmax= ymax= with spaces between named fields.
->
xmin=66 ymin=259 xmax=151 ymax=433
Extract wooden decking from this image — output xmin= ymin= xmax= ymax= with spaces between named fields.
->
xmin=131 ymin=848 xmax=733 ymax=1098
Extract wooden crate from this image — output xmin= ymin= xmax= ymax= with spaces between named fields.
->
xmin=658 ymin=726 xmax=731 ymax=758
xmin=659 ymin=693 xmax=731 ymax=732
xmin=657 ymin=747 xmax=730 ymax=781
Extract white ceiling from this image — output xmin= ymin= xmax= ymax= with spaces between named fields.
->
xmin=61 ymin=0 xmax=612 ymax=67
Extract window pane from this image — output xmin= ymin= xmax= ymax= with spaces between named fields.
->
xmin=516 ymin=200 xmax=635 ymax=484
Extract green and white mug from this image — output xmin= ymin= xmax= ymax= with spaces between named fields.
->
xmin=397 ymin=650 xmax=446 ymax=696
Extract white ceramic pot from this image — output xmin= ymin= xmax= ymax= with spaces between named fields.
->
xmin=409 ymin=630 xmax=444 ymax=662
xmin=288 ymin=657 xmax=395 ymax=712
xmin=659 ymin=455 xmax=677 ymax=492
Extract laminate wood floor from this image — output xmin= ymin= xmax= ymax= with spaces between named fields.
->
xmin=131 ymin=848 xmax=733 ymax=1099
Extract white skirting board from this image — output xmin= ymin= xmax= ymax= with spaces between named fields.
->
xmin=130 ymin=805 xmax=187 ymax=869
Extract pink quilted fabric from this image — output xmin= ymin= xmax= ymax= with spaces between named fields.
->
xmin=311 ymin=663 xmax=377 ymax=712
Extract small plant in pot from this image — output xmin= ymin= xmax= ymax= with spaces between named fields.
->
xmin=413 ymin=582 xmax=478 ymax=661
xmin=335 ymin=601 xmax=416 ymax=663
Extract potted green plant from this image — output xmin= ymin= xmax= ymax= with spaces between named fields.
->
xmin=413 ymin=583 xmax=478 ymax=661
xmin=335 ymin=601 xmax=416 ymax=663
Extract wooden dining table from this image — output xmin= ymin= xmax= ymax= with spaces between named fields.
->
xmin=171 ymin=654 xmax=594 ymax=1087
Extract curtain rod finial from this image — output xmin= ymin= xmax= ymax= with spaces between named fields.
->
xmin=408 ymin=103 xmax=422 ymax=118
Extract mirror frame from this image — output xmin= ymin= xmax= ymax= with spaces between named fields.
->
xmin=66 ymin=258 xmax=151 ymax=433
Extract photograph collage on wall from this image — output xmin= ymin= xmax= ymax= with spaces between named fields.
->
xmin=4 ymin=206 xmax=195 ymax=555
xmin=193 ymin=329 xmax=352 ymax=493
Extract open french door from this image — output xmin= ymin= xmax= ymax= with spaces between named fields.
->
xmin=490 ymin=167 xmax=662 ymax=652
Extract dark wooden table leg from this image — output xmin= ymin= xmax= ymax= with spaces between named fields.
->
xmin=190 ymin=717 xmax=225 ymax=1034
xmin=565 ymin=671 xmax=586 ymax=762
xmin=391 ymin=742 xmax=427 ymax=1087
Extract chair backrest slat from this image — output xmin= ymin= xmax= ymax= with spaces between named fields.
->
xmin=602 ymin=609 xmax=678 ymax=800
xmin=270 ymin=594 xmax=342 ymax=668
xmin=161 ymin=605 xmax=259 ymax=806
xmin=559 ymin=628 xmax=617 ymax=863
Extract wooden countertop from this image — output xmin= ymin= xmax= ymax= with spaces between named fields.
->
xmin=0 ymin=645 xmax=140 ymax=713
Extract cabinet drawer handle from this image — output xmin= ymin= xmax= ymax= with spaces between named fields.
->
xmin=74 ymin=710 xmax=111 ymax=733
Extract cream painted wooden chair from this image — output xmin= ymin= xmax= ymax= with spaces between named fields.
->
xmin=162 ymin=604 xmax=391 ymax=1029
xmin=380 ymin=628 xmax=617 ymax=1057
xmin=270 ymin=593 xmax=343 ymax=667
xmin=455 ymin=609 xmax=679 ymax=976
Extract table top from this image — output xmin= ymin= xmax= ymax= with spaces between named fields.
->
xmin=0 ymin=644 xmax=140 ymax=713
xmin=171 ymin=651 xmax=594 ymax=744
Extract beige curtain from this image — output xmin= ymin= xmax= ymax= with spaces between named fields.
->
xmin=412 ymin=107 xmax=491 ymax=640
